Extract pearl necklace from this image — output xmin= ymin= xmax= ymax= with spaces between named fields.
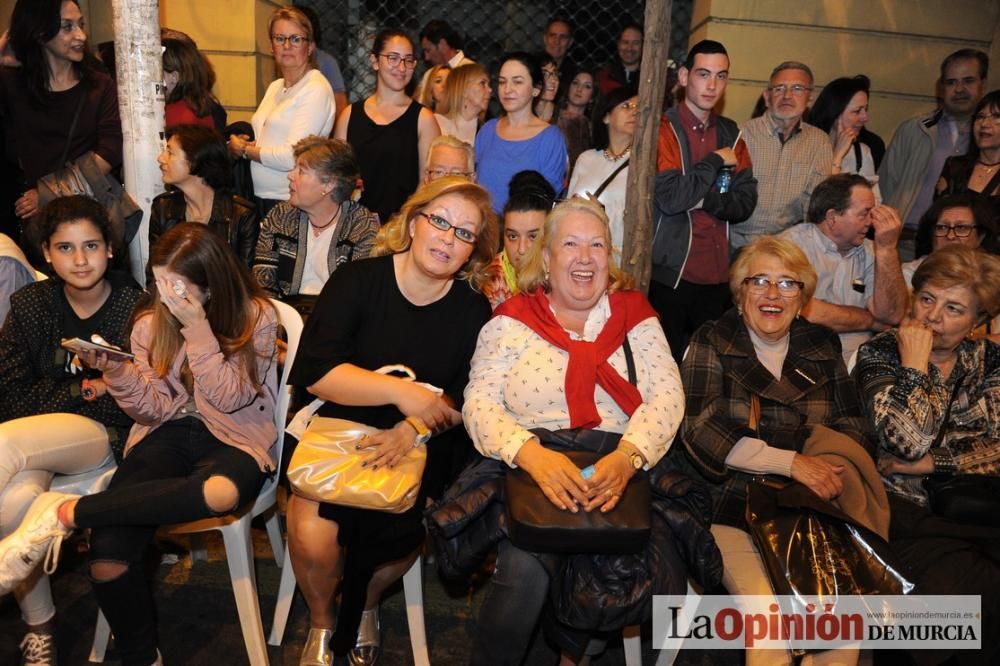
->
xmin=603 ymin=144 xmax=632 ymax=162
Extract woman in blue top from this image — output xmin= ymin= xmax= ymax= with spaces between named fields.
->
xmin=475 ymin=52 xmax=567 ymax=212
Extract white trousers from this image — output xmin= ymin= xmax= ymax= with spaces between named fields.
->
xmin=0 ymin=414 xmax=111 ymax=624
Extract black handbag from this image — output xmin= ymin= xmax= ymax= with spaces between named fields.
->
xmin=504 ymin=336 xmax=652 ymax=554
xmin=506 ymin=448 xmax=651 ymax=554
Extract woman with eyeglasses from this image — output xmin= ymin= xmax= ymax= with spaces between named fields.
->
xmin=936 ymin=90 xmax=1000 ymax=223
xmin=285 ymin=177 xmax=495 ymax=666
xmin=334 ymin=29 xmax=441 ymax=225
xmin=228 ymin=6 xmax=335 ymax=218
xmin=681 ymin=235 xmax=873 ymax=666
xmin=905 ymin=193 xmax=996 ymax=286
xmin=567 ymin=86 xmax=638 ymax=252
xmin=475 ymin=52 xmax=567 ymax=213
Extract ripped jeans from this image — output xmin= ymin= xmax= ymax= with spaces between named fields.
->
xmin=74 ymin=418 xmax=265 ymax=666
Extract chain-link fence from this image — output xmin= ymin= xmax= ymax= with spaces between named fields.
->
xmin=297 ymin=0 xmax=693 ymax=102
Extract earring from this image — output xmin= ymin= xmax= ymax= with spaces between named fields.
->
xmin=736 ymin=305 xmax=743 ymax=315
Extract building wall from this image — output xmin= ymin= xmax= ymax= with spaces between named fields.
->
xmin=691 ymin=0 xmax=999 ymax=142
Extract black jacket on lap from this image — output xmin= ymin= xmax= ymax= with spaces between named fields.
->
xmin=427 ymin=450 xmax=723 ymax=631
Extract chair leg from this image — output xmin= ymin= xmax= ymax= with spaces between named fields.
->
xmin=402 ymin=556 xmax=430 ymax=666
xmin=89 ymin=608 xmax=111 ymax=663
xmin=264 ymin=512 xmax=284 ymax=568
xmin=622 ymin=624 xmax=642 ymax=666
xmin=268 ymin=541 xmax=296 ymax=646
xmin=220 ymin=518 xmax=270 ymax=666
xmin=189 ymin=533 xmax=208 ymax=564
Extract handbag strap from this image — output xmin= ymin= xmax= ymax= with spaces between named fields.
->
xmin=930 ymin=373 xmax=965 ymax=450
xmin=592 ymin=159 xmax=629 ymax=200
xmin=59 ymin=85 xmax=89 ymax=167
xmin=852 ymin=141 xmax=863 ymax=173
xmin=622 ymin=335 xmax=636 ymax=386
xmin=748 ymin=393 xmax=761 ymax=434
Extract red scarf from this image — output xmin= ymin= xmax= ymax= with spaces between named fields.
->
xmin=495 ymin=289 xmax=657 ymax=428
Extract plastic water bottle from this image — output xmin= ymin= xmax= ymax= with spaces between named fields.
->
xmin=716 ymin=167 xmax=733 ymax=193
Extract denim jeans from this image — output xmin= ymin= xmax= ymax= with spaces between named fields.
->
xmin=75 ymin=418 xmax=265 ymax=666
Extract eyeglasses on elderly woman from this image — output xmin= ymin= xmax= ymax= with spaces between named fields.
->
xmin=742 ymin=276 xmax=804 ymax=295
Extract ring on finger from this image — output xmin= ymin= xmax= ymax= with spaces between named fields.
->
xmin=605 ymin=489 xmax=614 ymax=497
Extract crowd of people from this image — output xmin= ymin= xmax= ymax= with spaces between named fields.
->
xmin=1 ymin=1 xmax=999 ymax=666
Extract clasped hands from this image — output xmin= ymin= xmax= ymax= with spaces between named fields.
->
xmin=514 ymin=438 xmax=639 ymax=514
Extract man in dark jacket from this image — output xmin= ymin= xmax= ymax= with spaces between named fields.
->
xmin=649 ymin=39 xmax=757 ymax=363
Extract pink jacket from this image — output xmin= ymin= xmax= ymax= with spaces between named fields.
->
xmin=104 ymin=301 xmax=279 ymax=472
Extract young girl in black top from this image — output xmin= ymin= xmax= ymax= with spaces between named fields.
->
xmin=0 ymin=194 xmax=141 ymax=665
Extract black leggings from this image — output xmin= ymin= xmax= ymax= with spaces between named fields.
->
xmin=75 ymin=418 xmax=265 ymax=666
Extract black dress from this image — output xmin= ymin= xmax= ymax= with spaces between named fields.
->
xmin=288 ymin=253 xmax=491 ymax=654
xmin=346 ymin=100 xmax=422 ymax=225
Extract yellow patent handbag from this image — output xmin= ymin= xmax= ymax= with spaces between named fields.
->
xmin=285 ymin=365 xmax=432 ymax=513
xmin=287 ymin=417 xmax=426 ymax=513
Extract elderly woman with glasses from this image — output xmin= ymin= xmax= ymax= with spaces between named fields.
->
xmin=334 ymin=29 xmax=440 ymax=225
xmin=680 ymin=235 xmax=873 ymax=666
xmin=285 ymin=177 xmax=495 ymax=666
xmin=228 ymin=6 xmax=335 ymax=217
xmin=904 ymin=193 xmax=996 ymax=287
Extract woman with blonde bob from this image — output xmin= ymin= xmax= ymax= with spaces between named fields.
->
xmin=681 ymin=235 xmax=874 ymax=666
xmin=286 ymin=177 xmax=495 ymax=665
xmin=434 ymin=62 xmax=491 ymax=146
xmin=460 ymin=197 xmax=688 ymax=664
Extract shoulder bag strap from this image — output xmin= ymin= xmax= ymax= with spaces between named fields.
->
xmin=592 ymin=159 xmax=629 ymax=200
xmin=622 ymin=335 xmax=637 ymax=386
xmin=930 ymin=374 xmax=965 ymax=449
xmin=59 ymin=85 xmax=89 ymax=167
xmin=852 ymin=142 xmax=863 ymax=173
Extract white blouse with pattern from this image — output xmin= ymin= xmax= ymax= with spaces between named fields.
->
xmin=463 ymin=294 xmax=685 ymax=467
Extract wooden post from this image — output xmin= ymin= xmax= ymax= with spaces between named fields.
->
xmin=621 ymin=0 xmax=672 ymax=293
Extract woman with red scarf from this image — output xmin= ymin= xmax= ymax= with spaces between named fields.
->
xmin=462 ymin=197 xmax=685 ymax=664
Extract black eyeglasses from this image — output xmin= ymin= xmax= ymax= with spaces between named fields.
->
xmin=742 ymin=276 xmax=804 ymax=295
xmin=417 ymin=212 xmax=478 ymax=244
xmin=378 ymin=53 xmax=417 ymax=69
xmin=933 ymin=224 xmax=977 ymax=238
xmin=272 ymin=34 xmax=309 ymax=47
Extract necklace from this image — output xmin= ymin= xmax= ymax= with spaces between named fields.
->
xmin=310 ymin=203 xmax=342 ymax=236
xmin=977 ymin=158 xmax=1000 ymax=174
xmin=604 ymin=144 xmax=632 ymax=162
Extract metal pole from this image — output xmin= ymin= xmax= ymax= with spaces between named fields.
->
xmin=112 ymin=0 xmax=163 ymax=284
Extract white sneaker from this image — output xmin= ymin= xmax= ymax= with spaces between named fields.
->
xmin=0 ymin=492 xmax=75 ymax=595
xmin=19 ymin=628 xmax=57 ymax=666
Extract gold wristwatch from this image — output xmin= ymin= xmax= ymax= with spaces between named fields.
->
xmin=404 ymin=416 xmax=432 ymax=447
xmin=618 ymin=447 xmax=644 ymax=470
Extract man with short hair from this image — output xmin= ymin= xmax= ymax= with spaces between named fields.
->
xmin=413 ymin=19 xmax=474 ymax=102
xmin=781 ymin=174 xmax=907 ymax=363
xmin=733 ymin=62 xmax=832 ymax=250
xmin=422 ymin=135 xmax=476 ymax=184
xmin=539 ymin=18 xmax=576 ymax=94
xmin=596 ymin=24 xmax=643 ymax=96
xmin=650 ymin=40 xmax=757 ymax=362
xmin=879 ymin=49 xmax=988 ymax=255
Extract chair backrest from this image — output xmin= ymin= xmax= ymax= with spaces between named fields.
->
xmin=269 ymin=298 xmax=304 ymax=474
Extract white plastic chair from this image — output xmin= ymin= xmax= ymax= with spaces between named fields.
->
xmin=269 ymin=543 xmax=430 ymax=666
xmin=88 ymin=299 xmax=303 ymax=666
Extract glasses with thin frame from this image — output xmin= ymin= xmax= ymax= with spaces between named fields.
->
xmin=974 ymin=111 xmax=1000 ymax=125
xmin=417 ymin=212 xmax=478 ymax=244
xmin=425 ymin=168 xmax=474 ymax=180
xmin=272 ymin=34 xmax=309 ymax=47
xmin=933 ymin=224 xmax=977 ymax=238
xmin=378 ymin=53 xmax=418 ymax=69
xmin=768 ymin=84 xmax=812 ymax=96
xmin=742 ymin=276 xmax=804 ymax=295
